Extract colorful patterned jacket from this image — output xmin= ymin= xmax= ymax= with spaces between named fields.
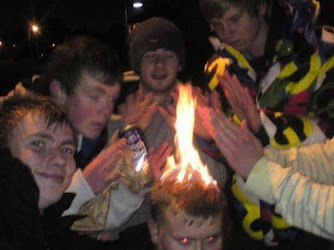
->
xmin=203 ymin=0 xmax=334 ymax=245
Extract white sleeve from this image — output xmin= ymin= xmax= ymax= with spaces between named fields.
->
xmin=104 ymin=182 xmax=149 ymax=230
xmin=62 ymin=169 xmax=96 ymax=216
xmin=245 ymin=157 xmax=334 ymax=240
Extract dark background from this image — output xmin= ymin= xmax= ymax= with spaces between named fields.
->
xmin=1 ymin=0 xmax=334 ymax=95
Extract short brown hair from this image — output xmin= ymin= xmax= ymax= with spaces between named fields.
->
xmin=199 ymin=0 xmax=268 ymax=21
xmin=151 ymin=169 xmax=225 ymax=225
xmin=40 ymin=35 xmax=122 ymax=96
xmin=0 ymin=94 xmax=73 ymax=147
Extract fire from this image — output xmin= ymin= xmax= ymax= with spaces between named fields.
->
xmin=162 ymin=84 xmax=218 ymax=188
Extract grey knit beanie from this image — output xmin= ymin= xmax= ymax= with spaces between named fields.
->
xmin=129 ymin=17 xmax=185 ymax=72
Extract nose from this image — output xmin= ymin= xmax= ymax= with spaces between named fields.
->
xmin=50 ymin=150 xmax=66 ymax=168
xmin=97 ymin=97 xmax=113 ymax=120
xmin=215 ymin=23 xmax=234 ymax=42
xmin=192 ymin=241 xmax=204 ymax=250
xmin=155 ymin=56 xmax=166 ymax=67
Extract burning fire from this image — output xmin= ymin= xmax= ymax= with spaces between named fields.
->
xmin=162 ymin=84 xmax=218 ymax=188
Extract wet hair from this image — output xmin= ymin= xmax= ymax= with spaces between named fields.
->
xmin=0 ymin=94 xmax=74 ymax=147
xmin=151 ymin=169 xmax=226 ymax=225
xmin=40 ymin=35 xmax=122 ymax=96
xmin=199 ymin=0 xmax=268 ymax=21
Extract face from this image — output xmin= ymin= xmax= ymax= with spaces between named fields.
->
xmin=139 ymin=49 xmax=181 ymax=94
xmin=64 ymin=71 xmax=120 ymax=139
xmin=149 ymin=209 xmax=223 ymax=250
xmin=8 ymin=113 xmax=76 ymax=210
xmin=209 ymin=4 xmax=266 ymax=54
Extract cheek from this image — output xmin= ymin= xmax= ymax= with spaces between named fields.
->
xmin=67 ymin=99 xmax=96 ymax=127
xmin=65 ymin=160 xmax=76 ymax=182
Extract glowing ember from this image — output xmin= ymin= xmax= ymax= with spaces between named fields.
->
xmin=162 ymin=84 xmax=218 ymax=188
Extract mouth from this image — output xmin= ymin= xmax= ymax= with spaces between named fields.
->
xmin=37 ymin=172 xmax=64 ymax=184
xmin=90 ymin=122 xmax=105 ymax=131
xmin=152 ymin=74 xmax=167 ymax=81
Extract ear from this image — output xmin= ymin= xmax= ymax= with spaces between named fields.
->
xmin=49 ymin=80 xmax=67 ymax=104
xmin=178 ymin=64 xmax=183 ymax=72
xmin=148 ymin=219 xmax=159 ymax=244
xmin=258 ymin=1 xmax=268 ymax=16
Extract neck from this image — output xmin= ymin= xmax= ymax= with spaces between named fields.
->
xmin=246 ymin=18 xmax=269 ymax=58
xmin=140 ymin=85 xmax=172 ymax=107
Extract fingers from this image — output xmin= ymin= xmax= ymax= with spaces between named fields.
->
xmin=158 ymin=106 xmax=176 ymax=130
xmin=210 ymin=90 xmax=222 ymax=110
xmin=149 ymin=142 xmax=174 ymax=182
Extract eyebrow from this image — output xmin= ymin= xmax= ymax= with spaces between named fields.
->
xmin=227 ymin=9 xmax=243 ymax=21
xmin=28 ymin=133 xmax=76 ymax=147
xmin=86 ymin=86 xmax=106 ymax=94
xmin=61 ymin=140 xmax=76 ymax=148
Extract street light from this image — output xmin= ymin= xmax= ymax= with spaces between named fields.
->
xmin=133 ymin=2 xmax=143 ymax=8
xmin=31 ymin=24 xmax=39 ymax=33
xmin=28 ymin=22 xmax=41 ymax=59
xmin=125 ymin=1 xmax=144 ymax=33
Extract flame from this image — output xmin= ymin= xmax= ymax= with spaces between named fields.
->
xmin=162 ymin=84 xmax=218 ymax=188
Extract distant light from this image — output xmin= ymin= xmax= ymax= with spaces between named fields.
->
xmin=13 ymin=44 xmax=16 ymax=48
xmin=0 ymin=41 xmax=2 ymax=46
xmin=32 ymin=24 xmax=39 ymax=33
xmin=52 ymin=43 xmax=56 ymax=47
xmin=41 ymin=53 xmax=44 ymax=57
xmin=133 ymin=2 xmax=143 ymax=8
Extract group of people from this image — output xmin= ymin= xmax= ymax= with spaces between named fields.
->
xmin=1 ymin=0 xmax=334 ymax=249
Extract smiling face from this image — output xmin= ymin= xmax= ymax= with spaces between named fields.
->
xmin=149 ymin=209 xmax=223 ymax=250
xmin=8 ymin=112 xmax=76 ymax=210
xmin=139 ymin=49 xmax=181 ymax=94
xmin=63 ymin=70 xmax=120 ymax=139
xmin=209 ymin=4 xmax=267 ymax=56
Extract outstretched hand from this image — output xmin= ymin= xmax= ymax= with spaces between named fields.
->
xmin=118 ymin=88 xmax=158 ymax=131
xmin=148 ymin=142 xmax=174 ymax=182
xmin=199 ymin=107 xmax=264 ymax=178
xmin=219 ymin=71 xmax=261 ymax=133
xmin=83 ymin=138 xmax=127 ymax=194
xmin=159 ymin=83 xmax=221 ymax=140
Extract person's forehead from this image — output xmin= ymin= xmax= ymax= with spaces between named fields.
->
xmin=211 ymin=4 xmax=244 ymax=22
xmin=163 ymin=208 xmax=223 ymax=238
xmin=76 ymin=70 xmax=120 ymax=95
xmin=13 ymin=112 xmax=74 ymax=143
xmin=145 ymin=48 xmax=176 ymax=54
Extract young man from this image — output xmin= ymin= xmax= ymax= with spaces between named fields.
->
xmin=200 ymin=106 xmax=334 ymax=240
xmin=199 ymin=0 xmax=334 ymax=246
xmin=2 ymin=35 xmax=167 ymax=240
xmin=0 ymin=94 xmax=76 ymax=249
xmin=148 ymin=168 xmax=226 ymax=250
xmin=85 ymin=17 xmax=227 ymax=240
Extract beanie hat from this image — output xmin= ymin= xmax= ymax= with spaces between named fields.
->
xmin=129 ymin=17 xmax=185 ymax=72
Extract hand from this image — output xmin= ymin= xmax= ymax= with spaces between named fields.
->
xmin=83 ymin=138 xmax=126 ymax=194
xmin=199 ymin=108 xmax=264 ymax=178
xmin=118 ymin=88 xmax=158 ymax=131
xmin=158 ymin=86 xmax=178 ymax=130
xmin=158 ymin=83 xmax=220 ymax=140
xmin=192 ymin=85 xmax=222 ymax=140
xmin=219 ymin=71 xmax=261 ymax=132
xmin=148 ymin=142 xmax=174 ymax=182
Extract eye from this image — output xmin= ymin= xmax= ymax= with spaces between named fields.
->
xmin=165 ymin=53 xmax=175 ymax=59
xmin=177 ymin=237 xmax=191 ymax=246
xmin=227 ymin=11 xmax=243 ymax=24
xmin=29 ymin=140 xmax=45 ymax=150
xmin=89 ymin=93 xmax=99 ymax=101
xmin=205 ymin=235 xmax=220 ymax=244
xmin=144 ymin=53 xmax=158 ymax=61
xmin=61 ymin=146 xmax=75 ymax=156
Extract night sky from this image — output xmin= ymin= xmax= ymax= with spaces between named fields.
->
xmin=1 ymin=0 xmax=334 ymax=93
